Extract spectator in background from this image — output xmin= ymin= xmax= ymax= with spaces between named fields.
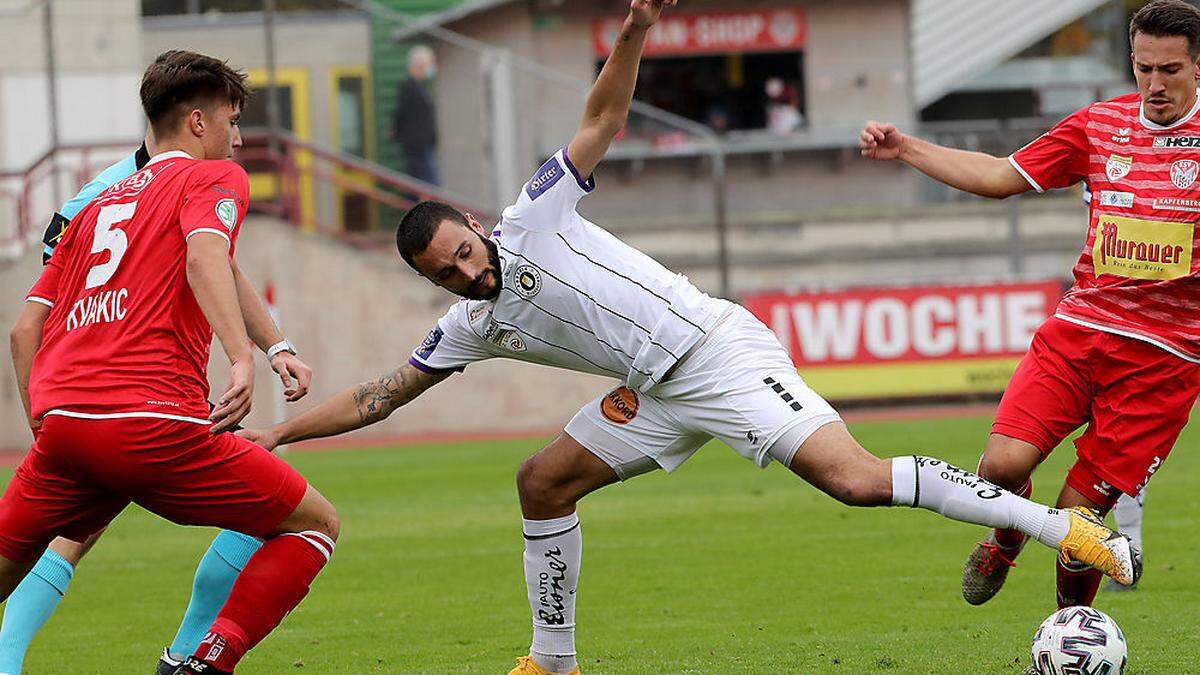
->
xmin=392 ymin=45 xmax=440 ymax=185
xmin=765 ymin=77 xmax=802 ymax=135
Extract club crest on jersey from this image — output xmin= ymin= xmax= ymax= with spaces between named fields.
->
xmin=1105 ymin=154 xmax=1133 ymax=182
xmin=215 ymin=199 xmax=238 ymax=231
xmin=514 ymin=264 xmax=542 ymax=299
xmin=1171 ymin=159 xmax=1199 ymax=189
xmin=525 ymin=157 xmax=565 ymax=201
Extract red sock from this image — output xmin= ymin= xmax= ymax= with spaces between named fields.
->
xmin=195 ymin=531 xmax=334 ymax=671
xmin=1055 ymin=558 xmax=1102 ymax=608
xmin=993 ymin=479 xmax=1033 ymax=550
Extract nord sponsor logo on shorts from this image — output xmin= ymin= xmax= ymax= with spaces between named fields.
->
xmin=1093 ymin=215 xmax=1192 ymax=281
xmin=600 ymin=386 xmax=639 ymax=424
xmin=1153 ymin=135 xmax=1200 ymax=148
xmin=1098 ymin=191 xmax=1134 ymax=208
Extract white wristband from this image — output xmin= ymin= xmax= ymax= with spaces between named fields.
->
xmin=266 ymin=339 xmax=296 ymax=360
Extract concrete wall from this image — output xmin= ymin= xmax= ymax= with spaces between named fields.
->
xmin=0 ymin=0 xmax=142 ymax=172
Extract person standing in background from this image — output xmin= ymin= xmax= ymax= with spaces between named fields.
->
xmin=392 ymin=45 xmax=440 ymax=185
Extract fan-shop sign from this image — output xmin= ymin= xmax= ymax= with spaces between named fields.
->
xmin=591 ymin=8 xmax=806 ymax=58
xmin=741 ymin=281 xmax=1064 ymax=400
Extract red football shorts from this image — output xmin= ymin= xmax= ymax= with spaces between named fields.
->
xmin=992 ymin=316 xmax=1200 ymax=508
xmin=0 ymin=414 xmax=308 ymax=562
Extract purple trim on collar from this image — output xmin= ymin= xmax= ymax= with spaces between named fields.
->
xmin=408 ymin=356 xmax=463 ymax=374
xmin=560 ymin=148 xmax=596 ymax=193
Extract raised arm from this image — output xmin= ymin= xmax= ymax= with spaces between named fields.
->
xmin=10 ymin=302 xmax=50 ymax=432
xmin=186 ymin=233 xmax=255 ymax=432
xmin=232 ymin=260 xmax=312 ymax=401
xmin=859 ymin=121 xmax=1032 ymax=199
xmin=238 ymin=361 xmax=450 ymax=451
xmin=566 ymin=0 xmax=675 ymax=179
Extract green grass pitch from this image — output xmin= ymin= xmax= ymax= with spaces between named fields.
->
xmin=10 ymin=412 xmax=1199 ymax=673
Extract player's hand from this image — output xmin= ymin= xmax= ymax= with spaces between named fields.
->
xmin=629 ymin=0 xmax=674 ymax=29
xmin=270 ymin=352 xmax=312 ymax=402
xmin=859 ymin=120 xmax=906 ymax=161
xmin=211 ymin=358 xmax=254 ymax=434
xmin=236 ymin=426 xmax=282 ymax=452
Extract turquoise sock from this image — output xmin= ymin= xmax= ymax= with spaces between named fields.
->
xmin=167 ymin=530 xmax=262 ymax=659
xmin=0 ymin=549 xmax=74 ymax=674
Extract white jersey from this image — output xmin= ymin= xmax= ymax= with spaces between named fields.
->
xmin=409 ymin=147 xmax=724 ymax=393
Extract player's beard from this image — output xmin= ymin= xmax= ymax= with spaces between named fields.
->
xmin=464 ymin=230 xmax=503 ymax=301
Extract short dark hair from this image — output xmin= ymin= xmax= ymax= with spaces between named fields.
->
xmin=1130 ymin=0 xmax=1200 ymax=57
xmin=140 ymin=50 xmax=249 ymax=138
xmin=395 ymin=200 xmax=469 ymax=267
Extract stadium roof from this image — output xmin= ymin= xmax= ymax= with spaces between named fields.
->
xmin=391 ymin=0 xmax=512 ymax=41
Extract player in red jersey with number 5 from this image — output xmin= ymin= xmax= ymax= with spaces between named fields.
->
xmin=859 ymin=0 xmax=1200 ymax=609
xmin=0 ymin=51 xmax=337 ymax=674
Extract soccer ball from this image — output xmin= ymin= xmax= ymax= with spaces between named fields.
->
xmin=1030 ymin=606 xmax=1127 ymax=675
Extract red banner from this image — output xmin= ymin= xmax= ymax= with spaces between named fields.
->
xmin=592 ymin=9 xmax=806 ymax=58
xmin=743 ymin=281 xmax=1065 ymax=366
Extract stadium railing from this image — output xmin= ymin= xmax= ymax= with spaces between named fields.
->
xmin=236 ymin=128 xmax=499 ymax=251
xmin=0 ymin=141 xmax=136 ymax=262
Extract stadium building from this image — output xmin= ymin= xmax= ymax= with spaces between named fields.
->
xmin=0 ymin=0 xmax=1151 ymax=447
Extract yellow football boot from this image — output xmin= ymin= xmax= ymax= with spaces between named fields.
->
xmin=1058 ymin=506 xmax=1142 ymax=587
xmin=508 ymin=656 xmax=580 ymax=675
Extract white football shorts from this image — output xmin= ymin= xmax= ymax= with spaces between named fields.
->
xmin=565 ymin=302 xmax=843 ymax=479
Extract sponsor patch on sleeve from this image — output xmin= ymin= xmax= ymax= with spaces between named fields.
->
xmin=415 ymin=326 xmax=445 ymax=360
xmin=215 ymin=198 xmax=238 ymax=231
xmin=525 ymin=157 xmax=565 ymax=201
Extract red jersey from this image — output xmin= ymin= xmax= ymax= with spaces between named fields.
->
xmin=1010 ymin=91 xmax=1200 ymax=362
xmin=25 ymin=151 xmax=249 ymax=420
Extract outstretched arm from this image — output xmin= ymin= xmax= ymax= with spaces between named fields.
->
xmin=859 ymin=121 xmax=1032 ymax=199
xmin=238 ymin=362 xmax=451 ymax=451
xmin=566 ymin=0 xmax=676 ymax=179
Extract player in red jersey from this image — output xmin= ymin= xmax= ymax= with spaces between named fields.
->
xmin=858 ymin=0 xmax=1200 ymax=609
xmin=0 ymin=51 xmax=337 ymax=674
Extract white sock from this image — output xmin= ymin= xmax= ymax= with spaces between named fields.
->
xmin=1112 ymin=490 xmax=1145 ymax=554
xmin=890 ymin=456 xmax=1071 ymax=549
xmin=523 ymin=513 xmax=581 ymax=674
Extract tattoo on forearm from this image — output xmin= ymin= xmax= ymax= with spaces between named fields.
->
xmin=352 ymin=366 xmax=425 ymax=424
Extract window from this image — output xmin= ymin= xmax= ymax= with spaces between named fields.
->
xmin=590 ymin=8 xmax=807 ymax=137
xmin=625 ymin=52 xmax=804 ymax=135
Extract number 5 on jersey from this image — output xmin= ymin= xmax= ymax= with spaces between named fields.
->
xmin=86 ymin=201 xmax=135 ymax=289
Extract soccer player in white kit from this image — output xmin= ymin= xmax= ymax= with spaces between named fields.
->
xmin=238 ymin=1 xmax=1139 ymax=672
